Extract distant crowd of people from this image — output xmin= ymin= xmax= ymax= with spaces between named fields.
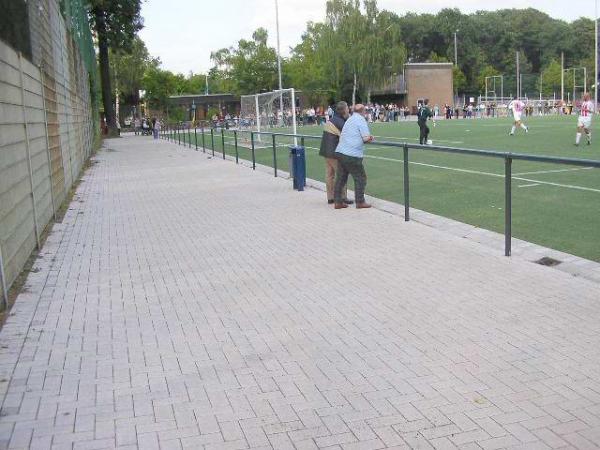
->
xmin=133 ymin=117 xmax=162 ymax=139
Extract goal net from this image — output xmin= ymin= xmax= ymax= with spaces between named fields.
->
xmin=240 ymin=89 xmax=298 ymax=141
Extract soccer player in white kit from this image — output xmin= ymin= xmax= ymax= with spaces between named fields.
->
xmin=508 ymin=97 xmax=528 ymax=135
xmin=575 ymin=92 xmax=594 ymax=146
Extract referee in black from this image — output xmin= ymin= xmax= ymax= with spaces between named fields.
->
xmin=417 ymin=99 xmax=434 ymax=145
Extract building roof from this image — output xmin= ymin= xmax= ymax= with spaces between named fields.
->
xmin=405 ymin=62 xmax=454 ymax=68
xmin=168 ymin=94 xmax=240 ymax=106
xmin=168 ymin=93 xmax=236 ymax=99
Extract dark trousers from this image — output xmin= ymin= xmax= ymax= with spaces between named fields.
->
xmin=334 ymin=153 xmax=367 ymax=204
xmin=418 ymin=120 xmax=430 ymax=144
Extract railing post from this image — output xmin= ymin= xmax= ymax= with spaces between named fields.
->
xmin=210 ymin=128 xmax=215 ymax=156
xmin=403 ymin=143 xmax=410 ymax=221
xmin=177 ymin=125 xmax=181 ymax=145
xmin=194 ymin=127 xmax=198 ymax=150
xmin=272 ymin=134 xmax=278 ymax=177
xmin=221 ymin=128 xmax=226 ymax=159
xmin=188 ymin=127 xmax=191 ymax=148
xmin=505 ymin=156 xmax=512 ymax=256
xmin=234 ymin=130 xmax=239 ymax=164
xmin=251 ymin=132 xmax=256 ymax=170
xmin=201 ymin=126 xmax=206 ymax=152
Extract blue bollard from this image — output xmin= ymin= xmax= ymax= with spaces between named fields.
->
xmin=289 ymin=146 xmax=306 ymax=191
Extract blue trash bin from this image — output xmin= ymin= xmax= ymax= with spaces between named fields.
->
xmin=289 ymin=146 xmax=306 ymax=191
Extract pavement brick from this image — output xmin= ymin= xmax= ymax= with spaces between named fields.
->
xmin=0 ymin=135 xmax=598 ymax=450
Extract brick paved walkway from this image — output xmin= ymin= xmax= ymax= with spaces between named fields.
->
xmin=1 ymin=135 xmax=599 ymax=450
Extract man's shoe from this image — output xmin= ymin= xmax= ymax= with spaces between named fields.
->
xmin=356 ymin=202 xmax=372 ymax=209
xmin=343 ymin=199 xmax=354 ymax=205
xmin=328 ymin=199 xmax=335 ymax=204
xmin=334 ymin=203 xmax=348 ymax=209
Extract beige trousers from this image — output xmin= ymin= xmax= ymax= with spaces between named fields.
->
xmin=325 ymin=157 xmax=347 ymax=201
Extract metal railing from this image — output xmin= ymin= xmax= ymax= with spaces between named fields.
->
xmin=160 ymin=124 xmax=600 ymax=257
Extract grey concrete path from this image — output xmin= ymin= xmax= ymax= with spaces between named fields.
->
xmin=0 ymin=135 xmax=599 ymax=450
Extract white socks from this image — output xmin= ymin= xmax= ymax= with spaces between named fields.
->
xmin=576 ymin=132 xmax=581 ymax=145
xmin=520 ymin=123 xmax=528 ymax=131
xmin=511 ymin=126 xmax=516 ymax=135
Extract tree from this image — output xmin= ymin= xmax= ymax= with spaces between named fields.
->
xmin=318 ymin=0 xmax=405 ymax=103
xmin=141 ymin=66 xmax=178 ymax=111
xmin=453 ymin=67 xmax=467 ymax=94
xmin=110 ymin=37 xmax=157 ymax=121
xmin=89 ymin=0 xmax=143 ymax=136
xmin=478 ymin=65 xmax=501 ymax=93
xmin=186 ymin=73 xmax=208 ymax=94
xmin=538 ymin=59 xmax=563 ymax=97
xmin=285 ymin=22 xmax=332 ymax=105
xmin=210 ymin=28 xmax=278 ymax=94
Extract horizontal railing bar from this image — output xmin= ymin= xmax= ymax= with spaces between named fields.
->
xmin=399 ymin=142 xmax=600 ymax=168
xmin=167 ymin=127 xmax=600 ymax=168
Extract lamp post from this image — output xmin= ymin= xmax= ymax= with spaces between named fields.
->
xmin=275 ymin=0 xmax=283 ymax=91
xmin=454 ymin=30 xmax=459 ymax=66
xmin=275 ymin=0 xmax=284 ymax=127
xmin=595 ymin=0 xmax=598 ymax=110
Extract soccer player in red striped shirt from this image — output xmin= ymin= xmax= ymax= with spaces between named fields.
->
xmin=575 ymin=93 xmax=594 ymax=146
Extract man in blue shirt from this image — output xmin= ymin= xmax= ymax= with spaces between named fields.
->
xmin=334 ymin=104 xmax=374 ymax=209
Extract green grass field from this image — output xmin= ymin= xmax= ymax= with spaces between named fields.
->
xmin=169 ymin=115 xmax=600 ymax=262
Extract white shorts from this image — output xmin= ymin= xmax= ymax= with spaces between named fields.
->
xmin=513 ymin=112 xmax=522 ymax=122
xmin=578 ymin=116 xmax=592 ymax=129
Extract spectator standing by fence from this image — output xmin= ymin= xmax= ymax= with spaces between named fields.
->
xmin=153 ymin=118 xmax=161 ymax=139
xmin=319 ymin=102 xmax=352 ymax=205
xmin=334 ymin=104 xmax=374 ymax=209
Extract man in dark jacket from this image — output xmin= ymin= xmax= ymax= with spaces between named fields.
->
xmin=319 ymin=101 xmax=352 ymax=204
xmin=417 ymin=99 xmax=433 ymax=144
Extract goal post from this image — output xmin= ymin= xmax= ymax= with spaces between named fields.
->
xmin=240 ymin=88 xmax=298 ymax=142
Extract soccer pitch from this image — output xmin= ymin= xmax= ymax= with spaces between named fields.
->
xmin=173 ymin=115 xmax=600 ymax=262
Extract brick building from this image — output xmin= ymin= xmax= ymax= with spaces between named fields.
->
xmin=371 ymin=63 xmax=454 ymax=112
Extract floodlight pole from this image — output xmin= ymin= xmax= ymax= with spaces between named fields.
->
xmin=275 ymin=0 xmax=285 ymax=127
xmin=275 ymin=0 xmax=283 ymax=91
xmin=291 ymin=88 xmax=298 ymax=146
xmin=454 ymin=30 xmax=458 ymax=66
xmin=561 ymin=52 xmax=565 ymax=102
xmin=255 ymin=94 xmax=261 ymax=135
xmin=594 ymin=0 xmax=598 ymax=112
xmin=516 ymin=51 xmax=520 ymax=99
xmin=485 ymin=77 xmax=488 ymax=103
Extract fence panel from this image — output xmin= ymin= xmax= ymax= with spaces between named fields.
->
xmin=0 ymin=0 xmax=96 ymax=308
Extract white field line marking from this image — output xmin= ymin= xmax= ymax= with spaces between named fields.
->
xmin=301 ymin=145 xmax=600 ymax=194
xmin=510 ymin=177 xmax=600 ymax=193
xmin=518 ymin=183 xmax=541 ymax=188
xmin=479 ymin=123 xmax=562 ymax=129
xmin=513 ymin=166 xmax=594 ymax=176
xmin=371 ymin=134 xmax=465 ymax=145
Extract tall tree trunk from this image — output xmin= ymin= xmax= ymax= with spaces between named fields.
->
xmin=94 ymin=7 xmax=118 ymax=136
xmin=352 ymin=72 xmax=357 ymax=106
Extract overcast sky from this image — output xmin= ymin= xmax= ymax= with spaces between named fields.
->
xmin=138 ymin=0 xmax=596 ymax=75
